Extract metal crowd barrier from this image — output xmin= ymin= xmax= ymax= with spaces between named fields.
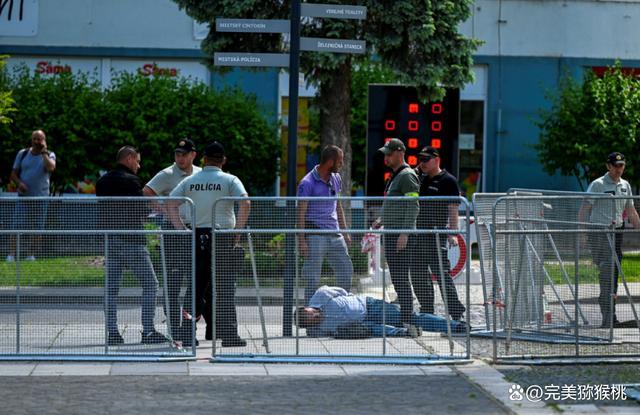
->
xmin=208 ymin=196 xmax=472 ymax=364
xmin=488 ymin=194 xmax=640 ymax=363
xmin=0 ymin=196 xmax=196 ymax=361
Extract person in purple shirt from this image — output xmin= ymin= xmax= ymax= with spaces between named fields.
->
xmin=297 ymin=145 xmax=353 ymax=304
xmin=295 ymin=286 xmax=467 ymax=337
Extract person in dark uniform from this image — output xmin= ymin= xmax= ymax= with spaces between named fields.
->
xmin=168 ymin=141 xmax=250 ymax=347
xmin=373 ymin=139 xmax=420 ymax=327
xmin=96 ymin=146 xmax=169 ymax=346
xmin=410 ymin=146 xmax=465 ymax=320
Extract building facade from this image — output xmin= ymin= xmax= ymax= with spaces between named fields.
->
xmin=2 ymin=0 xmax=639 ymax=194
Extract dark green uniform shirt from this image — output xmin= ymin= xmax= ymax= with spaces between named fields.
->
xmin=381 ymin=164 xmax=420 ymax=229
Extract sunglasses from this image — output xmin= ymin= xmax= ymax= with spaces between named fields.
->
xmin=419 ymin=156 xmax=434 ymax=163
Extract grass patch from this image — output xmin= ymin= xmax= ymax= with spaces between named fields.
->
xmin=544 ymin=253 xmax=640 ymax=284
xmin=0 ymin=256 xmax=137 ymax=287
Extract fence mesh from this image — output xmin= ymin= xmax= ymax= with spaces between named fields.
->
xmin=490 ymin=195 xmax=640 ymax=361
xmin=0 ymin=196 xmax=195 ymax=360
xmin=209 ymin=196 xmax=471 ymax=363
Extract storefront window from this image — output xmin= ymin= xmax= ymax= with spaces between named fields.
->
xmin=459 ymin=100 xmax=484 ymax=199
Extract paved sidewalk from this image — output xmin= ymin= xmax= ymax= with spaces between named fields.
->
xmin=1 ymin=354 xmax=637 ymax=414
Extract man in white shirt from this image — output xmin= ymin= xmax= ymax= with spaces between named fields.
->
xmin=579 ymin=152 xmax=640 ymax=328
xmin=169 ymin=141 xmax=250 ymax=347
xmin=144 ymin=138 xmax=201 ymax=345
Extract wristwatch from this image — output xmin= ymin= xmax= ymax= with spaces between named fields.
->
xmin=41 ymin=150 xmax=50 ymax=156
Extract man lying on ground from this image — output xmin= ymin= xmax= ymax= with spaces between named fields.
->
xmin=294 ymin=285 xmax=467 ymax=338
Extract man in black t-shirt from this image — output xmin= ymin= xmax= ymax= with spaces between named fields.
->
xmin=410 ymin=147 xmax=465 ymax=320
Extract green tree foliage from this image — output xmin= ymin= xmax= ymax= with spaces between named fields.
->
xmin=0 ymin=55 xmax=16 ymax=124
xmin=350 ymin=58 xmax=397 ymax=188
xmin=0 ymin=69 xmax=278 ymax=194
xmin=536 ymin=63 xmax=640 ymax=189
xmin=172 ymin=0 xmax=480 ymax=192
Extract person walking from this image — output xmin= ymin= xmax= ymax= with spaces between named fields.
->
xmin=297 ymin=145 xmax=353 ymax=304
xmin=373 ymin=138 xmax=420 ymax=327
xmin=143 ymin=138 xmax=201 ymax=345
xmin=168 ymin=141 xmax=250 ymax=347
xmin=410 ymin=146 xmax=465 ymax=321
xmin=7 ymin=130 xmax=56 ymax=262
xmin=96 ymin=146 xmax=169 ymax=346
xmin=579 ymin=152 xmax=640 ymax=328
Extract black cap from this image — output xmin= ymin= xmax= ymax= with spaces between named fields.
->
xmin=175 ymin=138 xmax=196 ymax=153
xmin=204 ymin=141 xmax=225 ymax=157
xmin=378 ymin=138 xmax=406 ymax=155
xmin=607 ymin=152 xmax=625 ymax=165
xmin=418 ymin=146 xmax=440 ymax=159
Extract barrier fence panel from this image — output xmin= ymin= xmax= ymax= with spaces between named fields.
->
xmin=0 ymin=196 xmax=195 ymax=361
xmin=490 ymin=195 xmax=640 ymax=362
xmin=209 ymin=196 xmax=472 ymax=364
xmin=472 ymin=193 xmax=507 ymax=332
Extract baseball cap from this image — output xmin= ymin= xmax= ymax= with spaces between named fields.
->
xmin=175 ymin=138 xmax=196 ymax=153
xmin=607 ymin=152 xmax=625 ymax=165
xmin=204 ymin=141 xmax=225 ymax=157
xmin=378 ymin=138 xmax=406 ymax=155
xmin=418 ymin=146 xmax=440 ymax=159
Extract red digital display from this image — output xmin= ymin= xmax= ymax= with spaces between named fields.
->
xmin=384 ymin=120 xmax=396 ymax=130
xmin=367 ymin=86 xmax=459 ymax=196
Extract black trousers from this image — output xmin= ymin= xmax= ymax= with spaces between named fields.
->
xmin=163 ymin=231 xmax=192 ymax=338
xmin=589 ymin=231 xmax=623 ymax=323
xmin=409 ymin=234 xmax=465 ymax=319
xmin=383 ymin=233 xmax=414 ymax=324
xmin=196 ymin=229 xmax=239 ymax=338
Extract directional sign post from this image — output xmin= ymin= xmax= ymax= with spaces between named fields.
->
xmin=213 ymin=2 xmax=367 ymax=337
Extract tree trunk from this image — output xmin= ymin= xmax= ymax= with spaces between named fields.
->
xmin=319 ymin=61 xmax=352 ymax=197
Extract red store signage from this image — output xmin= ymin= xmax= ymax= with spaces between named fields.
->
xmin=35 ymin=61 xmax=72 ymax=75
xmin=138 ymin=63 xmax=179 ymax=77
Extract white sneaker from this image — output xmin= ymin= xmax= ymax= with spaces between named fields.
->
xmin=6 ymin=255 xmax=15 ymax=262
xmin=25 ymin=256 xmax=36 ymax=261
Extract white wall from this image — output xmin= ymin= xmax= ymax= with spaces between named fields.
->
xmin=461 ymin=0 xmax=640 ymax=59
xmin=0 ymin=0 xmax=202 ymax=49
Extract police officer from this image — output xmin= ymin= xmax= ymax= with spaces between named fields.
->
xmin=410 ymin=146 xmax=465 ymax=320
xmin=579 ymin=152 xmax=640 ymax=328
xmin=143 ymin=138 xmax=201 ymax=345
xmin=168 ymin=141 xmax=250 ymax=347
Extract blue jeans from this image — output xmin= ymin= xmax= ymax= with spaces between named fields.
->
xmin=302 ymin=234 xmax=353 ymax=304
xmin=105 ymin=238 xmax=159 ymax=335
xmin=363 ymin=297 xmax=464 ymax=337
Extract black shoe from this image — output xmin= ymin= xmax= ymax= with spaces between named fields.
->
xmin=613 ymin=320 xmax=640 ymax=329
xmin=180 ymin=336 xmax=199 ymax=347
xmin=107 ymin=332 xmax=124 ymax=345
xmin=141 ymin=330 xmax=170 ymax=344
xmin=221 ymin=336 xmax=247 ymax=347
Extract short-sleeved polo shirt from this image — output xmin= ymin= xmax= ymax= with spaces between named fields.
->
xmin=297 ymin=166 xmax=342 ymax=230
xmin=146 ymin=163 xmax=202 ymax=224
xmin=170 ymin=166 xmax=247 ymax=229
xmin=146 ymin=163 xmax=202 ymax=196
xmin=586 ymin=173 xmax=633 ymax=227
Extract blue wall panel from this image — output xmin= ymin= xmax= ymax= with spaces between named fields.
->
xmin=476 ymin=55 xmax=640 ymax=193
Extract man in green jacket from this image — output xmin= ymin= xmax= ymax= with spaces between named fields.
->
xmin=373 ymin=138 xmax=420 ymax=326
